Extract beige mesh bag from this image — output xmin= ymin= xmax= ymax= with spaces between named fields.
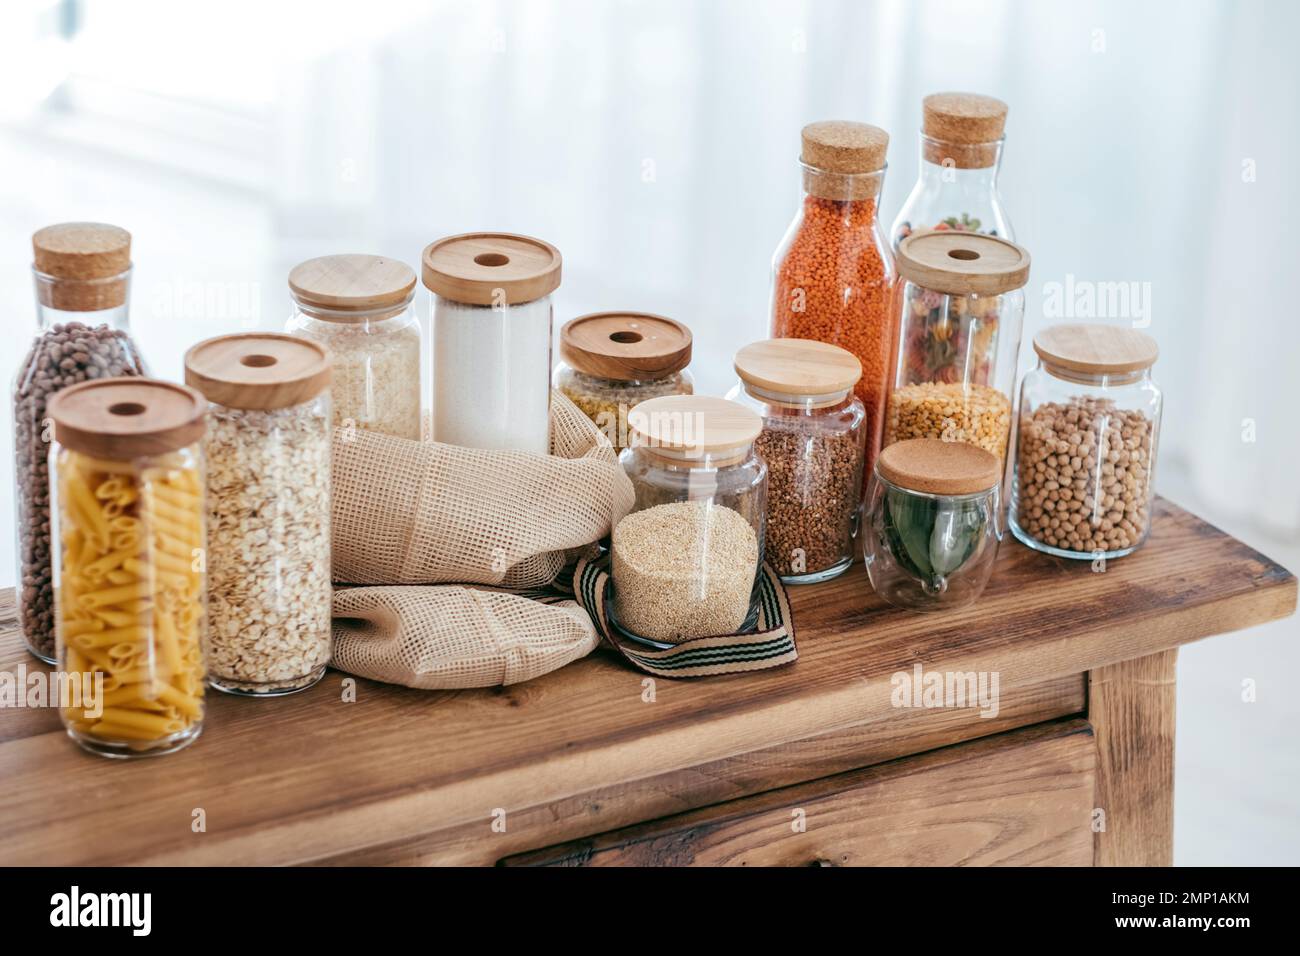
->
xmin=328 ymin=392 xmax=633 ymax=688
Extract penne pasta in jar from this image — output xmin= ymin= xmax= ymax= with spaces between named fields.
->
xmin=47 ymin=378 xmax=209 ymax=758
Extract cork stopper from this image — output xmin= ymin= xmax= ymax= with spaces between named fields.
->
xmin=800 ymin=121 xmax=889 ymax=201
xmin=876 ymin=438 xmax=1001 ymax=496
xmin=896 ymin=232 xmax=1030 ymax=296
xmin=289 ymin=254 xmax=416 ymax=321
xmin=734 ymin=338 xmax=862 ymax=398
xmin=185 ymin=333 xmax=333 ymax=411
xmin=560 ymin=312 xmax=692 ymax=381
xmin=922 ymin=93 xmax=1008 ymax=169
xmin=422 ymin=232 xmax=562 ymax=307
xmin=48 ymin=378 xmax=207 ymax=460
xmin=32 ymin=222 xmax=131 ymax=312
xmin=627 ymin=395 xmax=761 ymax=459
xmin=1033 ymin=324 xmax=1159 ymax=377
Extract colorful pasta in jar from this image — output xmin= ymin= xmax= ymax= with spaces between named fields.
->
xmin=47 ymin=378 xmax=209 ymax=758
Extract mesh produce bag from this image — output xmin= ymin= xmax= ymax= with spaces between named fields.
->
xmin=327 ymin=392 xmax=632 ymax=688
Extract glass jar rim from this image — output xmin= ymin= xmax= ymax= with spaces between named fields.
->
xmin=799 ymin=160 xmax=887 ymax=178
xmin=292 ymin=290 xmax=415 ymax=322
xmin=742 ymin=381 xmax=853 ymax=409
xmin=918 ymin=130 xmax=1006 ymax=149
xmin=1036 ymin=358 xmax=1153 ymax=387
xmin=873 ymin=468 xmax=998 ymax=502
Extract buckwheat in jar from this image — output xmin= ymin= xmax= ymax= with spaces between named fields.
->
xmin=1010 ymin=324 xmax=1161 ymax=560
xmin=185 ymin=333 xmax=333 ymax=695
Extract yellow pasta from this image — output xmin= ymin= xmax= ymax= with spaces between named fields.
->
xmin=55 ymin=446 xmax=207 ymax=755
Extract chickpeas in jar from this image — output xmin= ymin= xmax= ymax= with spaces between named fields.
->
xmin=1010 ymin=324 xmax=1162 ymax=560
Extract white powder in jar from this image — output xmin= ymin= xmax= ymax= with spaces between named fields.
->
xmin=292 ymin=316 xmax=422 ymax=441
xmin=432 ymin=295 xmax=552 ymax=454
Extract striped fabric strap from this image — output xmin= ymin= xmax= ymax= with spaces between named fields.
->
xmin=573 ymin=554 xmax=799 ymax=678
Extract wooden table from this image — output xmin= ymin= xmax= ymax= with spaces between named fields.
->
xmin=0 ymin=498 xmax=1293 ymax=866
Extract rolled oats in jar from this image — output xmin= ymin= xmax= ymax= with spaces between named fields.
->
xmin=185 ymin=333 xmax=334 ymax=695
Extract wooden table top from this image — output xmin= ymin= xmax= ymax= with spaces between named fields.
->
xmin=0 ymin=498 xmax=1293 ymax=866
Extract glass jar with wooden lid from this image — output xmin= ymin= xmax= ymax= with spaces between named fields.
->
xmin=1010 ymin=323 xmax=1162 ymax=561
xmin=613 ymin=395 xmax=767 ymax=644
xmin=46 ymin=378 xmax=209 ymax=757
xmin=553 ymin=311 xmax=694 ymax=451
xmin=286 ymin=253 xmax=422 ymax=441
xmin=884 ymin=230 xmax=1030 ymax=468
xmin=864 ymin=437 xmax=1003 ymax=611
xmin=727 ymin=337 xmax=866 ymax=584
xmin=185 ymin=333 xmax=333 ymax=696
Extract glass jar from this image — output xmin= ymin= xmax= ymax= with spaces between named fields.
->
xmin=13 ymin=223 xmax=147 ymax=664
xmin=554 ymin=311 xmax=694 ymax=451
xmin=46 ymin=378 xmax=209 ymax=757
xmin=184 ymin=333 xmax=334 ymax=696
xmin=864 ymin=438 xmax=1003 ymax=612
xmin=770 ymin=121 xmax=895 ymax=481
xmin=883 ymin=232 xmax=1030 ymax=468
xmin=889 ymin=92 xmax=1013 ymax=248
xmin=612 ymin=395 xmax=767 ymax=644
xmin=423 ymin=232 xmax=561 ymax=455
xmin=287 ymin=254 xmax=422 ymax=442
xmin=728 ymin=338 xmax=866 ymax=584
xmin=1010 ymin=324 xmax=1162 ymax=560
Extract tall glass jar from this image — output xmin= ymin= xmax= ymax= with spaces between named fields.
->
xmin=423 ymin=232 xmax=561 ymax=455
xmin=13 ymin=223 xmax=147 ymax=664
xmin=864 ymin=438 xmax=1003 ymax=612
xmin=890 ymin=92 xmax=1013 ymax=248
xmin=728 ymin=338 xmax=866 ymax=584
xmin=286 ymin=254 xmax=422 ymax=441
xmin=1011 ymin=324 xmax=1162 ymax=560
xmin=47 ymin=378 xmax=209 ymax=758
xmin=770 ymin=121 xmax=895 ymax=480
xmin=883 ymin=231 xmax=1030 ymax=469
xmin=613 ymin=396 xmax=767 ymax=645
xmin=554 ymin=311 xmax=694 ymax=451
xmin=185 ymin=333 xmax=334 ymax=696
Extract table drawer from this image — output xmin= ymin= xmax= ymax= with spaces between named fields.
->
xmin=502 ymin=719 xmax=1096 ymax=867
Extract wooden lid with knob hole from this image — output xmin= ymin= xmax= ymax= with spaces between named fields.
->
xmin=560 ymin=312 xmax=692 ymax=380
xmin=421 ymin=232 xmax=562 ymax=306
xmin=1033 ymin=323 xmax=1159 ymax=376
xmin=185 ymin=333 xmax=333 ymax=411
xmin=876 ymin=438 xmax=1001 ymax=496
xmin=734 ymin=338 xmax=862 ymax=396
xmin=627 ymin=395 xmax=761 ymax=455
xmin=289 ymin=254 xmax=416 ymax=320
xmin=32 ymin=222 xmax=131 ymax=311
xmin=47 ymin=378 xmax=207 ymax=459
xmin=896 ymin=232 xmax=1030 ymax=296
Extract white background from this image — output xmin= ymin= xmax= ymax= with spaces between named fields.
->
xmin=1 ymin=0 xmax=1297 ymax=864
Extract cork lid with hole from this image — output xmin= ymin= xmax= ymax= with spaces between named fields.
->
xmin=922 ymin=92 xmax=1008 ymax=169
xmin=734 ymin=338 xmax=862 ymax=397
xmin=33 ymin=222 xmax=132 ymax=311
xmin=896 ymin=232 xmax=1030 ymax=296
xmin=876 ymin=438 xmax=1001 ymax=495
xmin=185 ymin=333 xmax=333 ymax=411
xmin=289 ymin=254 xmax=416 ymax=320
xmin=422 ymin=232 xmax=562 ymax=306
xmin=560 ymin=312 xmax=692 ymax=380
xmin=48 ymin=378 xmax=207 ymax=459
xmin=1033 ymin=324 xmax=1159 ymax=376
xmin=627 ymin=395 xmax=762 ymax=455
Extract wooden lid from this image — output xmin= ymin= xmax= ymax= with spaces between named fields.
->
xmin=32 ymin=222 xmax=131 ymax=311
xmin=734 ymin=338 xmax=861 ymax=396
xmin=923 ymin=93 xmax=1008 ymax=144
xmin=560 ymin=312 xmax=692 ymax=380
xmin=800 ymin=121 xmax=889 ymax=174
xmin=1033 ymin=324 xmax=1159 ymax=376
xmin=627 ymin=395 xmax=761 ymax=456
xmin=48 ymin=378 xmax=207 ymax=459
xmin=896 ymin=232 xmax=1030 ymax=296
xmin=422 ymin=232 xmax=562 ymax=306
xmin=288 ymin=254 xmax=416 ymax=319
xmin=185 ymin=333 xmax=332 ymax=410
xmin=876 ymin=438 xmax=1001 ymax=495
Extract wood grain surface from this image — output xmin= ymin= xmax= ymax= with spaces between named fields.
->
xmin=0 ymin=498 xmax=1292 ymax=866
